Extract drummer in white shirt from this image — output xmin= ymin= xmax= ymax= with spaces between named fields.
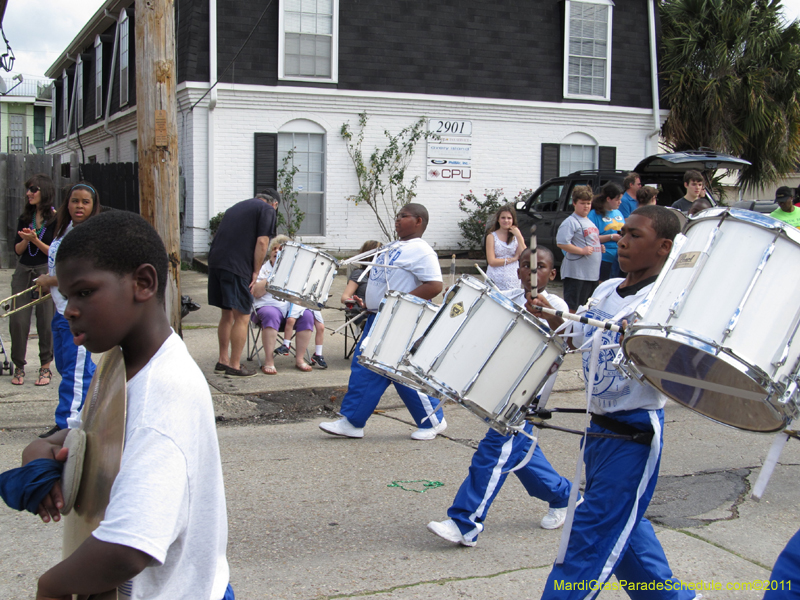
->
xmin=427 ymin=247 xmax=578 ymax=547
xmin=319 ymin=203 xmax=446 ymax=440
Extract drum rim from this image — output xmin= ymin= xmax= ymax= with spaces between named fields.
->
xmin=266 ymin=286 xmax=324 ymax=310
xmin=281 ymin=240 xmax=341 ymax=264
xmin=384 ymin=289 xmax=438 ymax=308
xmin=622 ymin=326 xmax=799 ymax=431
xmin=686 ymin=207 xmax=800 ymax=246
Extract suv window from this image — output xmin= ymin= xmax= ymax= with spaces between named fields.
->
xmin=564 ymin=179 xmax=592 ymax=211
xmin=530 ymin=181 xmax=565 ymax=212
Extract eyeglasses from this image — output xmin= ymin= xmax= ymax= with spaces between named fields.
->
xmin=28 ymin=186 xmax=40 ymax=194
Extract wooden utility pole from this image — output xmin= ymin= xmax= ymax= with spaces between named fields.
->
xmin=135 ymin=0 xmax=181 ymax=334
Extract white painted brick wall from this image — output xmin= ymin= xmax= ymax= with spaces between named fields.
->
xmin=48 ymin=87 xmax=667 ymax=257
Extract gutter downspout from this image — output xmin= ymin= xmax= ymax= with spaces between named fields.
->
xmin=647 ymin=0 xmax=661 ymax=155
xmin=208 ymin=0 xmax=218 ymax=238
xmin=65 ymin=54 xmax=78 ymax=153
xmin=103 ymin=9 xmax=121 ymax=161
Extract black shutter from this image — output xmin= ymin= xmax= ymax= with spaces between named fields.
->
xmin=598 ymin=146 xmax=616 ymax=171
xmin=541 ymin=143 xmax=559 ymax=183
xmin=254 ymin=133 xmax=277 ymax=196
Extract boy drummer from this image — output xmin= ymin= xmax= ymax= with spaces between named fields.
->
xmin=534 ymin=205 xmax=696 ymax=599
xmin=22 ymin=212 xmax=231 ymax=600
xmin=427 ymin=247 xmax=577 ymax=547
xmin=319 ymin=203 xmax=446 ymax=440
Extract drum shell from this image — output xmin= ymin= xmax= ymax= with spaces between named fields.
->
xmin=358 ymin=292 xmax=438 ymax=387
xmin=405 ymin=276 xmax=565 ymax=434
xmin=267 ymin=241 xmax=338 ymax=310
xmin=623 ymin=208 xmax=800 ymax=432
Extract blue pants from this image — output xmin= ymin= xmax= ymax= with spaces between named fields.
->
xmin=448 ymin=421 xmax=572 ymax=543
xmin=765 ymin=528 xmax=800 ymax=598
xmin=52 ymin=312 xmax=96 ymax=430
xmin=339 ymin=314 xmax=444 ymax=430
xmin=542 ymin=409 xmax=695 ymax=600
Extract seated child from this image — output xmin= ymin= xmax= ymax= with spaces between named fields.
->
xmin=427 ymin=247 xmax=576 ymax=547
xmin=22 ymin=211 xmax=232 ymax=600
xmin=278 ymin=308 xmax=327 ymax=369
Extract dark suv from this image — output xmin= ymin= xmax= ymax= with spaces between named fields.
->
xmin=515 ymin=150 xmax=750 ymax=265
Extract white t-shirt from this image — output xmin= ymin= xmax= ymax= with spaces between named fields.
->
xmin=503 ymin=288 xmax=569 ymax=324
xmin=364 ymin=238 xmax=443 ymax=311
xmin=253 ymin=261 xmax=288 ymax=312
xmin=47 ymin=222 xmax=73 ymax=315
xmin=571 ymin=278 xmax=666 ymax=414
xmin=92 ymin=333 xmax=229 ymax=600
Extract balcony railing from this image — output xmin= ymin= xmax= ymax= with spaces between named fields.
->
xmin=1 ymin=77 xmax=54 ymax=100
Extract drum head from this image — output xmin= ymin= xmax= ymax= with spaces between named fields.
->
xmin=623 ymin=334 xmax=786 ymax=432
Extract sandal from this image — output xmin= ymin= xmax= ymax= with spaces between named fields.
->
xmin=295 ymin=362 xmax=312 ymax=372
xmin=35 ymin=367 xmax=53 ymax=386
xmin=11 ymin=367 xmax=24 ymax=385
xmin=261 ymin=365 xmax=278 ymax=375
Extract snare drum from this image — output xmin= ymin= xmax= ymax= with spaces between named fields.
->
xmin=267 ymin=241 xmax=339 ymax=310
xmin=358 ymin=292 xmax=439 ymax=387
xmin=403 ymin=275 xmax=565 ymax=435
xmin=621 ymin=208 xmax=800 ymax=432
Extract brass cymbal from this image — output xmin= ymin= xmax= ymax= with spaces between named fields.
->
xmin=62 ymin=347 xmax=127 ymax=600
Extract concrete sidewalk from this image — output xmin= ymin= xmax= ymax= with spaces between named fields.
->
xmin=0 ymin=267 xmax=797 ymax=599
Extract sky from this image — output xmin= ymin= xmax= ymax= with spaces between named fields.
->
xmin=3 ymin=0 xmax=800 ymax=80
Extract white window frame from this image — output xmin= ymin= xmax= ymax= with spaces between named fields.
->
xmin=76 ymin=56 xmax=84 ymax=128
xmin=62 ymin=70 xmax=69 ymax=137
xmin=119 ymin=10 xmax=130 ymax=106
xmin=278 ymin=0 xmax=339 ymax=83
xmin=563 ymin=0 xmax=613 ymax=101
xmin=95 ymin=35 xmax=103 ymax=119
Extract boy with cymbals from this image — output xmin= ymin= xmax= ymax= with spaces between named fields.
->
xmin=319 ymin=203 xmax=446 ymax=440
xmin=23 ymin=211 xmax=231 ymax=600
xmin=534 ymin=205 xmax=696 ymax=599
xmin=427 ymin=247 xmax=576 ymax=547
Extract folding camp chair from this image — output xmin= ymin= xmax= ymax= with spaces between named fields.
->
xmin=343 ymin=307 xmax=368 ymax=359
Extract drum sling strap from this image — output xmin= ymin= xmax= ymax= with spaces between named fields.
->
xmin=589 ymin=413 xmax=654 ymax=446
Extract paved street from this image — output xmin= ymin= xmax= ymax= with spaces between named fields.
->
xmin=0 ymin=267 xmax=798 ymax=599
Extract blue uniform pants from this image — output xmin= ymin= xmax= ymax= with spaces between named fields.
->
xmin=765 ymin=528 xmax=800 ymax=598
xmin=52 ymin=312 xmax=96 ymax=430
xmin=339 ymin=314 xmax=444 ymax=430
xmin=448 ymin=421 xmax=572 ymax=543
xmin=542 ymin=409 xmax=695 ymax=600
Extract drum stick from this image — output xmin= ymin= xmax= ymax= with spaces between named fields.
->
xmin=340 ymin=242 xmax=398 ymax=265
xmin=348 ymin=260 xmax=404 ymax=269
xmin=450 ymin=254 xmax=456 ymax=288
xmin=751 ymin=430 xmax=791 ymax=500
xmin=530 ymin=305 xmax=624 ymax=333
xmin=474 ymin=264 xmax=501 ymax=292
xmin=331 ymin=310 xmax=369 ymax=335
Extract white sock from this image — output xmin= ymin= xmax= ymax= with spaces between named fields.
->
xmin=315 ymin=345 xmax=323 ymax=355
xmin=283 ymin=339 xmax=291 ymax=347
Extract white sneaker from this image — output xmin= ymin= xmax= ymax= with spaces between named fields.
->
xmin=426 ymin=519 xmax=476 ymax=547
xmin=411 ymin=419 xmax=447 ymax=441
xmin=540 ymin=496 xmax=584 ymax=530
xmin=319 ymin=417 xmax=364 ymax=438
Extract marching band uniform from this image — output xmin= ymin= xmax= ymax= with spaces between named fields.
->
xmin=542 ymin=278 xmax=696 ymax=600
xmin=326 ymin=239 xmax=445 ymax=436
xmin=438 ymin=289 xmax=574 ymax=544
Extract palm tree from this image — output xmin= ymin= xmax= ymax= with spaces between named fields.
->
xmin=660 ymin=0 xmax=800 ymax=193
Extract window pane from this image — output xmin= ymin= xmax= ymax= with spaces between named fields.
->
xmin=278 ymin=135 xmax=293 ymax=152
xmin=285 ymin=55 xmax=300 ymax=75
xmin=294 ymin=135 xmax=309 ymax=152
xmin=301 ymin=0 xmax=316 ymax=13
xmin=285 ymin=12 xmax=301 ymax=32
xmin=286 ymin=0 xmax=301 ymax=11
xmin=318 ymin=14 xmax=333 ymax=34
xmin=316 ymin=36 xmax=331 ymax=58
xmin=318 ymin=0 xmax=333 ymax=14
xmin=308 ymin=172 xmax=324 ymax=191
xmin=300 ymin=12 xmax=317 ymax=33
xmin=285 ymin=33 xmax=300 ymax=54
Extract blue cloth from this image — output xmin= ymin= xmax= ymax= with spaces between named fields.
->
xmin=619 ymin=192 xmax=638 ymax=219
xmin=52 ymin=311 xmax=96 ymax=429
xmin=0 ymin=458 xmax=62 ymax=514
xmin=222 ymin=582 xmax=235 ymax=600
xmin=765 ymin=529 xmax=800 ymax=598
xmin=448 ymin=421 xmax=572 ymax=543
xmin=339 ymin=314 xmax=444 ymax=429
xmin=542 ymin=410 xmax=695 ymax=600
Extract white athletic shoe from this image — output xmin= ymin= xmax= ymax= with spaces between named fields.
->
xmin=411 ymin=419 xmax=448 ymax=441
xmin=426 ymin=519 xmax=476 ymax=547
xmin=540 ymin=496 xmax=584 ymax=530
xmin=319 ymin=417 xmax=364 ymax=438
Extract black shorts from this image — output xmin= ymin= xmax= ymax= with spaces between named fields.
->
xmin=562 ymin=278 xmax=598 ymax=312
xmin=207 ymin=268 xmax=253 ymax=314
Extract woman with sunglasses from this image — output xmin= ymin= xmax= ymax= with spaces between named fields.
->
xmin=10 ymin=175 xmax=57 ymax=386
